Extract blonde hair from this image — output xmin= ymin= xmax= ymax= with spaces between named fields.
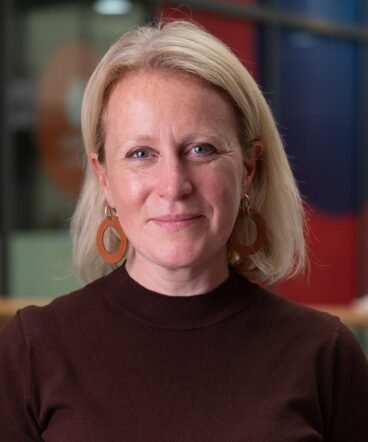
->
xmin=71 ymin=19 xmax=306 ymax=284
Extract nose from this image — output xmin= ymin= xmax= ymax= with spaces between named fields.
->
xmin=155 ymin=154 xmax=193 ymax=201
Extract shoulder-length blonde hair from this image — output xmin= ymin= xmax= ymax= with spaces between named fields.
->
xmin=71 ymin=19 xmax=306 ymax=284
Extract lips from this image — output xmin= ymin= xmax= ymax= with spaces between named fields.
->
xmin=150 ymin=214 xmax=203 ymax=230
xmin=153 ymin=214 xmax=201 ymax=222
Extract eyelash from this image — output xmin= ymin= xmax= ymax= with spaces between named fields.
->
xmin=190 ymin=143 xmax=216 ymax=156
xmin=126 ymin=148 xmax=156 ymax=160
xmin=130 ymin=149 xmax=151 ymax=159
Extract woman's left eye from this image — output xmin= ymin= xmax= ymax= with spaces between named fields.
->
xmin=191 ymin=144 xmax=215 ymax=155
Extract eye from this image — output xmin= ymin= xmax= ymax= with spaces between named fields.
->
xmin=191 ymin=143 xmax=215 ymax=155
xmin=128 ymin=148 xmax=151 ymax=159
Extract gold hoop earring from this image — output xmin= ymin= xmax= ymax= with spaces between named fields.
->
xmin=229 ymin=194 xmax=265 ymax=257
xmin=96 ymin=205 xmax=127 ymax=264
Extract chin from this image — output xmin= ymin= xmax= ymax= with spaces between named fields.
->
xmin=152 ymin=249 xmax=206 ymax=270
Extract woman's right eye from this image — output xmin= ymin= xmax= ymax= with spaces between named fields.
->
xmin=128 ymin=149 xmax=151 ymax=159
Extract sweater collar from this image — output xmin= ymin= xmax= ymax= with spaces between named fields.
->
xmin=105 ymin=265 xmax=256 ymax=330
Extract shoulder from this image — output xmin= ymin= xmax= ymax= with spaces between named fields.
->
xmin=258 ymin=285 xmax=340 ymax=329
xmin=234 ymin=272 xmax=347 ymax=353
xmin=236 ymin=272 xmax=341 ymax=330
xmin=236 ymin=273 xmax=368 ymax=379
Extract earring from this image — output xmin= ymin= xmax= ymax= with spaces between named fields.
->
xmin=230 ymin=194 xmax=266 ymax=257
xmin=96 ymin=205 xmax=127 ymax=264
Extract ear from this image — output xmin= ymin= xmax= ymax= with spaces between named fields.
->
xmin=241 ymin=141 xmax=263 ymax=193
xmin=90 ymin=152 xmax=114 ymax=207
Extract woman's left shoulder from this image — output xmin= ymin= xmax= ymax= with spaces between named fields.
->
xmin=237 ymin=274 xmax=360 ymax=351
xmin=238 ymin=274 xmax=336 ymax=324
xmin=257 ymin=284 xmax=340 ymax=327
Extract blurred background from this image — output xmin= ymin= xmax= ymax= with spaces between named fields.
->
xmin=1 ymin=0 xmax=368 ymax=336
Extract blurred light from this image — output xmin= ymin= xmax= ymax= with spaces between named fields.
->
xmin=93 ymin=0 xmax=133 ymax=15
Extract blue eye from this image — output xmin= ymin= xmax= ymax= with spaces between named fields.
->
xmin=192 ymin=144 xmax=214 ymax=155
xmin=131 ymin=149 xmax=150 ymax=159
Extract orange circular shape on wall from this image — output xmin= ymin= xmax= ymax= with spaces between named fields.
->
xmin=36 ymin=43 xmax=98 ymax=196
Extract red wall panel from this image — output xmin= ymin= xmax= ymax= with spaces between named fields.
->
xmin=161 ymin=3 xmax=259 ymax=79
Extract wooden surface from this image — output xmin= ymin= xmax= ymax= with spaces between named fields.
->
xmin=0 ymin=298 xmax=48 ymax=327
xmin=308 ymin=304 xmax=368 ymax=328
xmin=1 ymin=298 xmax=368 ymax=328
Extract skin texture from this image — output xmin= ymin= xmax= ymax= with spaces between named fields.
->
xmin=92 ymin=70 xmax=259 ymax=295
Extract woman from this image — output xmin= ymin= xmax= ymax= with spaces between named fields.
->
xmin=1 ymin=20 xmax=368 ymax=441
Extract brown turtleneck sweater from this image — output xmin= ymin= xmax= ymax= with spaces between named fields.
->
xmin=1 ymin=266 xmax=368 ymax=441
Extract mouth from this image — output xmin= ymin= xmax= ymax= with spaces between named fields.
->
xmin=151 ymin=214 xmax=203 ymax=230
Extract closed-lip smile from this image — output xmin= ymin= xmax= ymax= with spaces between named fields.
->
xmin=153 ymin=214 xmax=201 ymax=222
xmin=151 ymin=214 xmax=203 ymax=230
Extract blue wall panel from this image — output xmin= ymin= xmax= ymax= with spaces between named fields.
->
xmin=278 ymin=0 xmax=356 ymax=24
xmin=279 ymin=32 xmax=356 ymax=214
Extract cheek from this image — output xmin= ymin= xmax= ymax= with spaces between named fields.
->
xmin=108 ymin=169 xmax=148 ymax=213
xmin=206 ymin=165 xmax=243 ymax=219
xmin=217 ymin=161 xmax=244 ymax=197
xmin=220 ymin=185 xmax=241 ymax=220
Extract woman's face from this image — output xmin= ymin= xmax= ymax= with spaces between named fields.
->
xmin=92 ymin=70 xmax=257 ymax=275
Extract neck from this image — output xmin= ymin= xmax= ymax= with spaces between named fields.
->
xmin=125 ymin=250 xmax=229 ymax=297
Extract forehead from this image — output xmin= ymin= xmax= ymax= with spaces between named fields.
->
xmin=103 ymin=69 xmax=238 ymax=132
xmin=108 ymin=68 xmax=222 ymax=101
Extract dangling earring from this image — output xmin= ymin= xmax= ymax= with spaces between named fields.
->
xmin=230 ymin=193 xmax=266 ymax=257
xmin=96 ymin=205 xmax=127 ymax=264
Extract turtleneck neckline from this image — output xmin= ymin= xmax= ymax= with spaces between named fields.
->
xmin=105 ymin=265 xmax=257 ymax=330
